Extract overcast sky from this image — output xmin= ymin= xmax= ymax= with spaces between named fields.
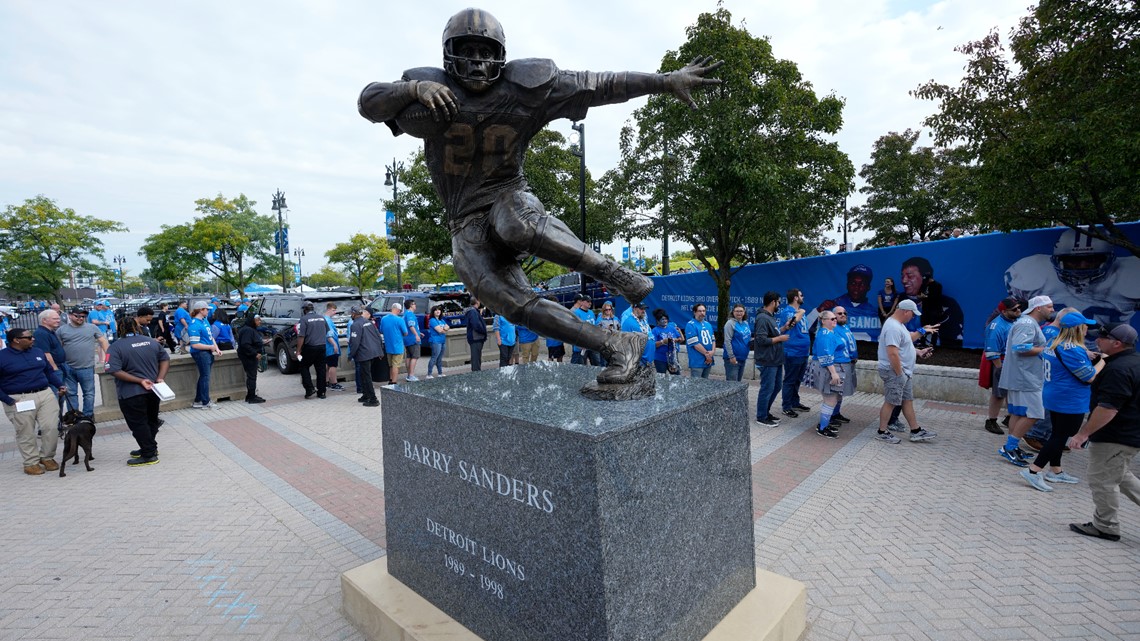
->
xmin=0 ymin=0 xmax=1031 ymax=280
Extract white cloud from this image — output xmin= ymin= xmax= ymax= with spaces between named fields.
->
xmin=0 ymin=0 xmax=1030 ymax=277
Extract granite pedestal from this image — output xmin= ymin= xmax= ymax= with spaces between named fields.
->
xmin=367 ymin=362 xmax=755 ymax=641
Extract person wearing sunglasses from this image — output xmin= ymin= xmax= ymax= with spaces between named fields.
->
xmin=0 ymin=329 xmax=68 ymax=475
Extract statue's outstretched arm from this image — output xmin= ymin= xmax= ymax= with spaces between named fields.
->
xmin=589 ymin=56 xmax=722 ymax=108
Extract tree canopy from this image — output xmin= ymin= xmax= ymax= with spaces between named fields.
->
xmin=853 ymin=129 xmax=974 ymax=246
xmin=141 ymin=194 xmax=278 ymax=296
xmin=324 ymin=233 xmax=394 ymax=293
xmin=913 ymin=0 xmax=1140 ymax=254
xmin=614 ymin=7 xmax=854 ymax=334
xmin=0 ymin=195 xmax=127 ymax=297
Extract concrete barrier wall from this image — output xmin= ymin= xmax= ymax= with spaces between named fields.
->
xmin=94 ymin=348 xmax=360 ymax=422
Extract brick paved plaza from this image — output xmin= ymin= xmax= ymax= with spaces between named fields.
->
xmin=3 ymin=358 xmax=1139 ymax=641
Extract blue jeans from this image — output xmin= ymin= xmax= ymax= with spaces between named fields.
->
xmin=756 ymin=365 xmax=784 ymax=420
xmin=690 ymin=367 xmax=711 ymax=379
xmin=428 ymin=342 xmax=445 ymax=375
xmin=654 ymin=360 xmax=679 ymax=375
xmin=724 ymin=359 xmax=745 ymax=382
xmin=782 ymin=357 xmax=807 ymax=410
xmin=191 ymin=350 xmax=214 ymax=404
xmin=1027 ymin=410 xmax=1053 ymax=441
xmin=62 ymin=364 xmax=96 ymax=416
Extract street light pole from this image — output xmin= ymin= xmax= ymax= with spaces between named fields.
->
xmin=662 ymin=140 xmax=670 ymax=276
xmin=385 ymin=159 xmax=405 ymax=291
xmin=112 ymin=255 xmax=126 ymax=298
xmin=271 ymin=189 xmax=288 ymax=289
xmin=570 ymin=121 xmax=587 ymax=295
xmin=293 ymin=247 xmax=305 ymax=286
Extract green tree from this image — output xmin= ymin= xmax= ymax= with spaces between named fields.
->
xmin=403 ymin=256 xmax=458 ymax=289
xmin=141 ymin=194 xmax=278 ymax=297
xmin=306 ymin=266 xmax=350 ymax=288
xmin=853 ymin=130 xmax=974 ymax=246
xmin=913 ymin=0 xmax=1140 ymax=254
xmin=616 ymin=8 xmax=854 ymax=335
xmin=0 ymin=195 xmax=127 ymax=297
xmin=325 ymin=233 xmax=395 ymax=294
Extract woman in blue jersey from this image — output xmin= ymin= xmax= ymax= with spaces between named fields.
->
xmin=187 ymin=302 xmax=222 ymax=409
xmin=1020 ymin=312 xmax=1104 ymax=492
xmin=651 ymin=309 xmax=682 ymax=375
xmin=809 ymin=311 xmax=843 ymax=438
xmin=211 ymin=309 xmax=235 ymax=351
xmin=426 ymin=305 xmax=449 ymax=378
xmin=722 ymin=304 xmax=752 ymax=382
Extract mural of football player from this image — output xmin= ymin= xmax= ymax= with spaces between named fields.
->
xmin=358 ymin=8 xmax=721 ymax=386
xmin=1005 ymin=228 xmax=1140 ymax=332
xmin=814 ymin=264 xmax=881 ymax=340
xmin=900 ymin=256 xmax=964 ymax=346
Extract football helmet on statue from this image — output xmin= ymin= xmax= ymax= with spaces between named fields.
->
xmin=442 ymin=8 xmax=506 ymax=93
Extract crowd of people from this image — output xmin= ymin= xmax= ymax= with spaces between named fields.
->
xmin=0 ymin=299 xmax=272 ymax=474
xmin=5 ymin=286 xmax=1139 ymax=543
xmin=978 ymin=293 xmax=1140 ymax=540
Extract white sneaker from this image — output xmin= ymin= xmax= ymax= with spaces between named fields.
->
xmin=425 ymin=375 xmax=434 ymax=379
xmin=437 ymin=373 xmax=445 ymax=377
xmin=406 ymin=375 xmax=420 ymax=382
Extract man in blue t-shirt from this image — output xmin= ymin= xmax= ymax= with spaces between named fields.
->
xmin=517 ymin=324 xmax=539 ymax=364
xmin=778 ymin=289 xmax=810 ymax=416
xmin=380 ymin=303 xmax=409 ymax=385
xmin=830 ymin=306 xmax=859 ymax=426
xmin=402 ymin=299 xmax=422 ymax=382
xmin=493 ymin=314 xmax=517 ymax=367
xmin=621 ymin=302 xmax=655 ymax=366
xmin=570 ymin=294 xmax=600 ymax=366
xmin=173 ymin=301 xmax=192 ymax=354
xmin=685 ymin=303 xmax=715 ymax=378
xmin=983 ymin=297 xmax=1023 ymax=434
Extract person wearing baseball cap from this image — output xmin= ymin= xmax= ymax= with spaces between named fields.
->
xmin=1064 ymin=321 xmax=1140 ymax=540
xmin=996 ymin=295 xmax=1054 ymax=466
xmin=874 ymin=298 xmax=938 ymax=444
xmin=1018 ymin=310 xmax=1103 ymax=492
xmin=982 ymin=298 xmax=1024 ymax=434
xmin=236 ymin=313 xmax=267 ymax=404
xmin=88 ymin=299 xmax=117 ymax=344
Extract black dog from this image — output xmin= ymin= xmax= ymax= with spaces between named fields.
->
xmin=59 ymin=410 xmax=96 ymax=478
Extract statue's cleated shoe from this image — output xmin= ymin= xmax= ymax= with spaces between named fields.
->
xmin=597 ymin=332 xmax=649 ymax=384
xmin=603 ymin=263 xmax=653 ymax=305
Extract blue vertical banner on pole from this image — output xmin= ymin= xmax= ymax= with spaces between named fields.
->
xmin=275 ymin=229 xmax=290 ymax=255
xmin=385 ymin=211 xmax=396 ymax=242
xmin=613 ymin=224 xmax=1140 ymax=349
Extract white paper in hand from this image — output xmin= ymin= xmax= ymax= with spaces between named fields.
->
xmin=152 ymin=382 xmax=175 ymax=402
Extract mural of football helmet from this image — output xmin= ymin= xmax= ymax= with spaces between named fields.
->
xmin=1051 ymin=229 xmax=1115 ymax=289
xmin=442 ymin=8 xmax=506 ymax=92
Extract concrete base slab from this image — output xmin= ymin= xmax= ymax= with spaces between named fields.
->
xmin=342 ymin=557 xmax=806 ymax=641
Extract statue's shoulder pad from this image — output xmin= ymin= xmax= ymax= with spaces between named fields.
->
xmin=402 ymin=67 xmax=450 ymax=83
xmin=503 ymin=58 xmax=558 ymax=89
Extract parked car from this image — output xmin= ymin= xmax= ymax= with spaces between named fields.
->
xmin=234 ymin=291 xmax=365 ymax=374
xmin=367 ymin=291 xmax=473 ymax=355
xmin=541 ymin=272 xmax=614 ymax=310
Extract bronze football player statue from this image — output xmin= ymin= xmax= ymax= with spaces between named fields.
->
xmin=359 ymin=8 xmax=721 ymax=386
